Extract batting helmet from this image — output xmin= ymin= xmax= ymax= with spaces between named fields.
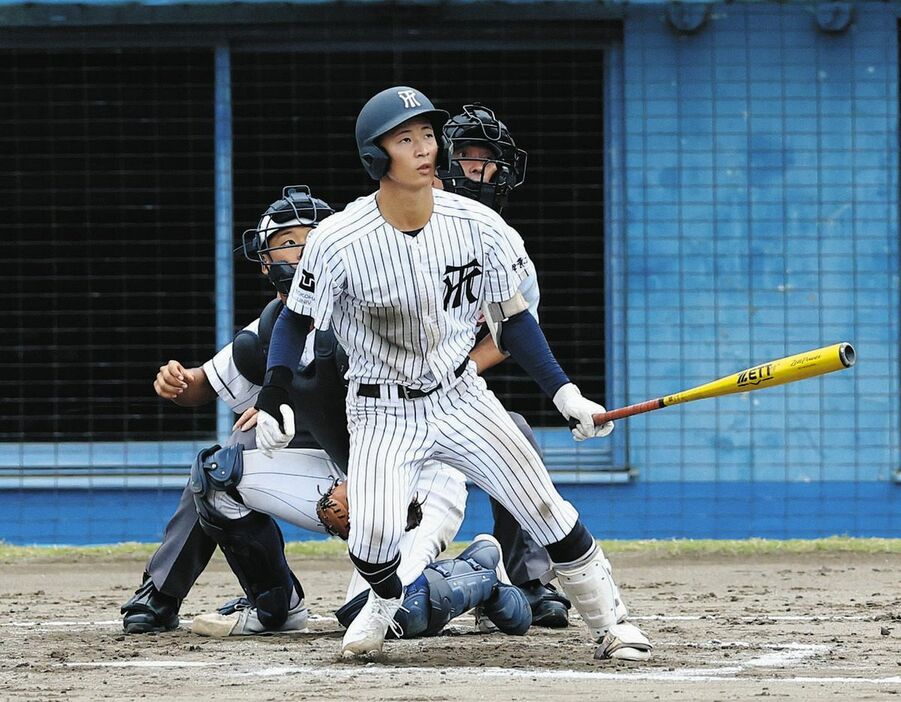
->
xmin=438 ymin=103 xmax=527 ymax=214
xmin=355 ymin=86 xmax=450 ymax=180
xmin=241 ymin=185 xmax=335 ymax=294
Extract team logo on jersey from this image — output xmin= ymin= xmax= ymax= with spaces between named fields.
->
xmin=298 ymin=268 xmax=316 ymax=292
xmin=443 ymin=259 xmax=482 ymax=309
xmin=398 ymin=90 xmax=421 ymax=109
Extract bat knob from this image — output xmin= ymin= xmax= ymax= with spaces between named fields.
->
xmin=839 ymin=342 xmax=856 ymax=367
xmin=567 ymin=418 xmax=579 ymax=430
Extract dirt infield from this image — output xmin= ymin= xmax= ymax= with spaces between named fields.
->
xmin=0 ymin=547 xmax=899 ymax=701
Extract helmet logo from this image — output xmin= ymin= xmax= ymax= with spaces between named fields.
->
xmin=397 ymin=90 xmax=422 ymax=109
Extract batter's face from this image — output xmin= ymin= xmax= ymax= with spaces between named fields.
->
xmin=380 ymin=117 xmax=438 ymax=186
xmin=453 ymin=143 xmax=498 ymax=184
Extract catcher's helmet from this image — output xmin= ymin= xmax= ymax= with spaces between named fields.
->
xmin=439 ymin=103 xmax=527 ymax=213
xmin=242 ymin=185 xmax=334 ymax=294
xmin=355 ymin=86 xmax=450 ymax=180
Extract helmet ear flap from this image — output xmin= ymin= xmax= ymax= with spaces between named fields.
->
xmin=436 ymin=134 xmax=452 ymax=173
xmin=360 ymin=144 xmax=390 ymax=181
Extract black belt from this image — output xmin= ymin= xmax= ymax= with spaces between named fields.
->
xmin=357 ymin=359 xmax=469 ymax=400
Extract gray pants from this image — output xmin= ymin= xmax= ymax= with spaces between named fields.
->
xmin=144 ymin=429 xmax=256 ymax=599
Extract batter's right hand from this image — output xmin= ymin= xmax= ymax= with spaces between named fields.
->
xmin=153 ymin=360 xmax=191 ymax=400
xmin=255 ymin=405 xmax=295 ymax=457
xmin=552 ymin=383 xmax=614 ymax=441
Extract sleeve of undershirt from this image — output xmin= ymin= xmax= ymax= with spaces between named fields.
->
xmin=501 ymin=310 xmax=570 ymax=399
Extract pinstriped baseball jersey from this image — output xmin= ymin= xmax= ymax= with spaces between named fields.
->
xmin=281 ymin=186 xmax=581 ymax=564
xmin=286 ymin=188 xmax=534 ymax=391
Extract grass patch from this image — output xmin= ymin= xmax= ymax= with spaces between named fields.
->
xmin=1 ymin=536 xmax=897 ymax=564
xmin=591 ymin=536 xmax=901 ymax=557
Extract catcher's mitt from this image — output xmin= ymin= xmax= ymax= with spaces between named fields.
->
xmin=316 ymin=480 xmax=350 ymax=540
xmin=315 ymin=481 xmax=424 ymax=540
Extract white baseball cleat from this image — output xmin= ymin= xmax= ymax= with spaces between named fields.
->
xmin=594 ymin=622 xmax=653 ymax=661
xmin=191 ymin=599 xmax=309 ymax=637
xmin=341 ymin=590 xmax=404 ymax=658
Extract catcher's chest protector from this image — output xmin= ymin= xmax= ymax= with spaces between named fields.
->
xmin=290 ymin=329 xmax=351 ymax=471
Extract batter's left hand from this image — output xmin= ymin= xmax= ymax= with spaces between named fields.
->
xmin=552 ymin=383 xmax=614 ymax=441
xmin=255 ymin=405 xmax=294 ymax=457
xmin=254 ymin=371 xmax=296 ymax=456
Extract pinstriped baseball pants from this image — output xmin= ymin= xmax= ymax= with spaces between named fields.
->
xmin=346 ymin=362 xmax=580 ymax=564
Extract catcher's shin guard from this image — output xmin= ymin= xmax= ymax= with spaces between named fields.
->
xmin=419 ymin=560 xmax=496 ymax=635
xmin=422 ymin=536 xmax=531 ymax=636
xmin=453 ymin=536 xmax=531 ymax=635
xmin=336 ymin=575 xmax=426 ymax=639
xmin=196 ymin=509 xmax=301 ymax=630
xmin=335 ymin=562 xmax=495 ymax=640
xmin=335 ymin=541 xmax=532 ymax=638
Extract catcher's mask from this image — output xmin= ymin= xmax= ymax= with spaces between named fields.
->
xmin=438 ymin=103 xmax=527 ymax=214
xmin=241 ymin=185 xmax=334 ymax=295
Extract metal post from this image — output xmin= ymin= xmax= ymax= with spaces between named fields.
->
xmin=214 ymin=44 xmax=234 ymax=440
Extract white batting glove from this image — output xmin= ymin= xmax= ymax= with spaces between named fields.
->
xmin=255 ymin=405 xmax=295 ymax=457
xmin=552 ymin=383 xmax=614 ymax=441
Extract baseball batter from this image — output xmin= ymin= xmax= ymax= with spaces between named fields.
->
xmin=124 ymin=187 xmax=531 ymax=639
xmin=255 ymin=86 xmax=652 ymax=661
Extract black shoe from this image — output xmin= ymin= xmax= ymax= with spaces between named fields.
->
xmin=120 ymin=575 xmax=180 ymax=634
xmin=519 ymin=580 xmax=570 ymax=628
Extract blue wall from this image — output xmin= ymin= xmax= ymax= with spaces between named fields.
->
xmin=3 ymin=482 xmax=898 ymax=545
xmin=617 ymin=2 xmax=900 ymax=483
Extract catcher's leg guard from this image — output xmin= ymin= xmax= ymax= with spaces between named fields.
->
xmin=191 ymin=572 xmax=309 ymax=638
xmin=461 ymin=535 xmax=532 ymax=636
xmin=419 ymin=560 xmax=496 ymax=636
xmin=335 ymin=574 xmax=429 ymax=639
xmin=425 ymin=536 xmax=531 ymax=636
xmin=190 ymin=443 xmax=303 ymax=630
xmin=335 ymin=540 xmax=532 ymax=638
xmin=335 ymin=561 xmax=495 ymax=640
xmin=196 ymin=508 xmax=302 ymax=630
xmin=554 ymin=547 xmax=652 ymax=661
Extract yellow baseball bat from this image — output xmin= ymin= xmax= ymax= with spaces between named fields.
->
xmin=588 ymin=342 xmax=856 ymax=426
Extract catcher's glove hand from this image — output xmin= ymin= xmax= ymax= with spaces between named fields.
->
xmin=316 ymin=480 xmax=350 ymax=540
xmin=315 ymin=481 xmax=424 ymax=540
